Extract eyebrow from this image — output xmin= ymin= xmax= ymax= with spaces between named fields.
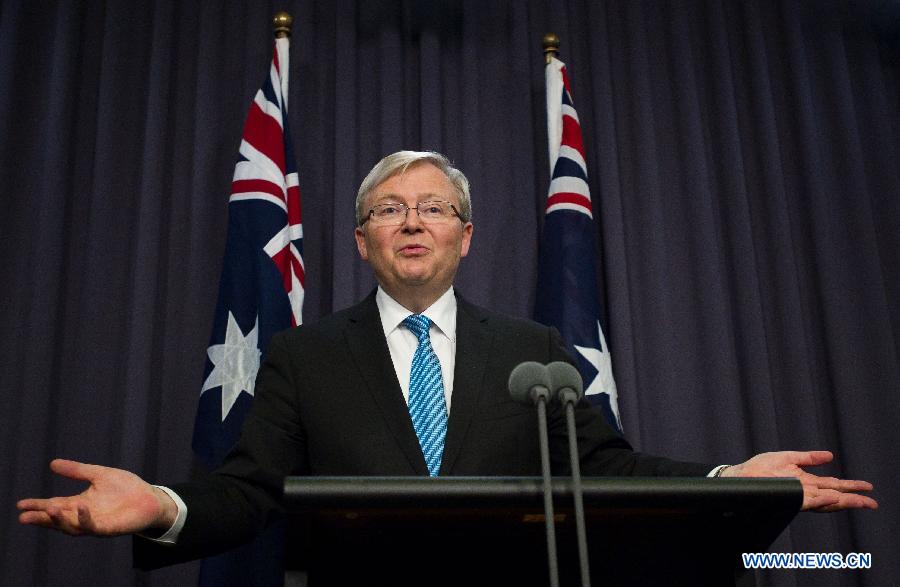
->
xmin=372 ymin=193 xmax=443 ymax=203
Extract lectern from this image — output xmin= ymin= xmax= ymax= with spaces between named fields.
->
xmin=283 ymin=476 xmax=801 ymax=586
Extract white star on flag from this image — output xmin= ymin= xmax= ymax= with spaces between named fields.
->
xmin=574 ymin=320 xmax=621 ymax=429
xmin=200 ymin=311 xmax=261 ymax=421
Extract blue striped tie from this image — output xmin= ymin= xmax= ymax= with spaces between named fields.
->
xmin=404 ymin=314 xmax=448 ymax=477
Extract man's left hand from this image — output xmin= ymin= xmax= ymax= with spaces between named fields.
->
xmin=720 ymin=451 xmax=878 ymax=512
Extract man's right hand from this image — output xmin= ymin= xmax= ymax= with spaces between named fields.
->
xmin=17 ymin=459 xmax=177 ymax=536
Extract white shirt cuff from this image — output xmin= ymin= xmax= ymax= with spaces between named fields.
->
xmin=707 ymin=464 xmax=730 ymax=478
xmin=139 ymin=485 xmax=188 ymax=544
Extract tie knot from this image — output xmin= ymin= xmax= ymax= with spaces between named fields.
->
xmin=403 ymin=314 xmax=432 ymax=342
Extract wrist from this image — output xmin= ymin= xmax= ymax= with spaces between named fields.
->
xmin=718 ymin=464 xmax=742 ymax=478
xmin=151 ymin=486 xmax=178 ymax=529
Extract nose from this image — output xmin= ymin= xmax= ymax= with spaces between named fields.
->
xmin=401 ymin=205 xmax=424 ymax=231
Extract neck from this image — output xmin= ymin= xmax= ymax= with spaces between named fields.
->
xmin=381 ymin=283 xmax=451 ymax=314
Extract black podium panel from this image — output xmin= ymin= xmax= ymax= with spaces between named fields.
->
xmin=283 ymin=477 xmax=801 ymax=586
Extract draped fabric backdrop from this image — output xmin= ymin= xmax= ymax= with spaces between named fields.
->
xmin=2 ymin=1 xmax=897 ymax=585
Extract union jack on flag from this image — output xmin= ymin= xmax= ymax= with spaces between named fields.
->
xmin=192 ymin=35 xmax=302 ymax=585
xmin=534 ymin=55 xmax=622 ymax=432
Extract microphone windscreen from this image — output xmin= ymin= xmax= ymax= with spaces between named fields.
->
xmin=547 ymin=361 xmax=584 ymax=400
xmin=508 ymin=361 xmax=550 ymax=404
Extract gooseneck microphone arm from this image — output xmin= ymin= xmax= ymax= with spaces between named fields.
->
xmin=548 ymin=361 xmax=591 ymax=587
xmin=508 ymin=362 xmax=560 ymax=587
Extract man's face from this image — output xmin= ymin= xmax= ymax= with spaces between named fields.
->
xmin=355 ymin=162 xmax=473 ymax=299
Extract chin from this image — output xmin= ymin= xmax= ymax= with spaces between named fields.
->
xmin=394 ymin=265 xmax=433 ymax=284
xmin=398 ymin=275 xmax=432 ymax=286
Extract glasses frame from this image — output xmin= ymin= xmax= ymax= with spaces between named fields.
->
xmin=361 ymin=200 xmax=462 ymax=226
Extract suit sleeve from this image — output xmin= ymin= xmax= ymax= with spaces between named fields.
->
xmin=134 ymin=330 xmax=309 ymax=569
xmin=543 ymin=327 xmax=713 ymax=477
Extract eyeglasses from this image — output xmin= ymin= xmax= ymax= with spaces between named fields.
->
xmin=362 ymin=200 xmax=462 ymax=226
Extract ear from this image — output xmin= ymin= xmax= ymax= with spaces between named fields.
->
xmin=354 ymin=227 xmax=369 ymax=261
xmin=459 ymin=222 xmax=474 ymax=258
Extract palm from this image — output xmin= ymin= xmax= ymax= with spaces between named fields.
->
xmin=72 ymin=468 xmax=162 ymax=534
xmin=17 ymin=459 xmax=164 ymax=536
xmin=725 ymin=451 xmax=877 ymax=512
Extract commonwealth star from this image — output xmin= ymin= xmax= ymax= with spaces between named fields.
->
xmin=574 ymin=320 xmax=621 ymax=429
xmin=201 ymin=312 xmax=261 ymax=421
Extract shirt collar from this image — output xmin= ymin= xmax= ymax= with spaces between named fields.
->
xmin=376 ymin=286 xmax=457 ymax=343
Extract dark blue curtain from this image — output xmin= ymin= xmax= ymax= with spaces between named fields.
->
xmin=2 ymin=1 xmax=897 ymax=585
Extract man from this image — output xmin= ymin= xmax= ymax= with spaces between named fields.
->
xmin=18 ymin=151 xmax=877 ymax=567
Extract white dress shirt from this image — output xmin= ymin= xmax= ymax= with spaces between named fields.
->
xmin=376 ymin=285 xmax=456 ymax=412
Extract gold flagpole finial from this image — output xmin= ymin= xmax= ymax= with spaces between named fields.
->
xmin=542 ymin=33 xmax=560 ymax=65
xmin=273 ymin=11 xmax=293 ymax=38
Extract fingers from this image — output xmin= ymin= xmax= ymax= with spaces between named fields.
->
xmin=804 ymin=488 xmax=879 ymax=512
xmin=778 ymin=450 xmax=834 ymax=468
xmin=802 ymin=488 xmax=840 ymax=511
xmin=50 ymin=459 xmax=101 ymax=482
xmin=837 ymin=493 xmax=878 ymax=510
xmin=16 ymin=498 xmax=49 ymax=511
xmin=16 ymin=459 xmax=96 ymax=515
xmin=802 ymin=450 xmax=834 ymax=466
xmin=18 ymin=500 xmax=86 ymax=535
xmin=804 ymin=474 xmax=873 ymax=493
xmin=17 ymin=497 xmax=71 ymax=514
xmin=792 ymin=455 xmax=877 ymax=510
xmin=800 ymin=474 xmax=879 ymax=512
xmin=18 ymin=510 xmax=54 ymax=528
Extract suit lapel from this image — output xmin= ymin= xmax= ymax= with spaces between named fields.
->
xmin=343 ymin=292 xmax=429 ymax=475
xmin=440 ymin=295 xmax=492 ymax=474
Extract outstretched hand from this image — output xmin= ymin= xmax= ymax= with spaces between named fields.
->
xmin=721 ymin=451 xmax=878 ymax=512
xmin=17 ymin=459 xmax=176 ymax=536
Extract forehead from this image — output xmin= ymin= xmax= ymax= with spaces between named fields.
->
xmin=370 ymin=162 xmax=456 ymax=203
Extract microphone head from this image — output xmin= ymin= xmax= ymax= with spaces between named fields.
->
xmin=508 ymin=361 xmax=551 ymax=405
xmin=547 ymin=361 xmax=584 ymax=403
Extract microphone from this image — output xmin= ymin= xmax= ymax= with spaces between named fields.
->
xmin=547 ymin=361 xmax=590 ymax=587
xmin=508 ymin=361 xmax=552 ymax=405
xmin=547 ymin=360 xmax=584 ymax=405
xmin=508 ymin=362 xmax=559 ymax=587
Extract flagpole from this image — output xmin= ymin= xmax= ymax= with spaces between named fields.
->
xmin=542 ymin=33 xmax=560 ymax=65
xmin=543 ymin=34 xmax=562 ymax=168
xmin=194 ymin=12 xmax=304 ymax=583
xmin=542 ymin=34 xmax=592 ymax=587
xmin=273 ymin=11 xmax=293 ymax=38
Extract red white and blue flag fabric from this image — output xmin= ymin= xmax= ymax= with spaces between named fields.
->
xmin=192 ymin=36 xmax=303 ymax=585
xmin=534 ymin=56 xmax=622 ymax=432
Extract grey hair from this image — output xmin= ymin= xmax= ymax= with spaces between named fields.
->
xmin=355 ymin=150 xmax=472 ymax=226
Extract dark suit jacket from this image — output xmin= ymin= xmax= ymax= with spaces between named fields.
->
xmin=135 ymin=291 xmax=711 ymax=568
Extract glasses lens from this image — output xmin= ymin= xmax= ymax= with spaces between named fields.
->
xmin=372 ymin=204 xmax=406 ymax=224
xmin=418 ymin=201 xmax=447 ymax=220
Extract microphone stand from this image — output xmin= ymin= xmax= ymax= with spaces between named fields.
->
xmin=508 ymin=362 xmax=560 ymax=587
xmin=561 ymin=390 xmax=590 ymax=587
xmin=549 ymin=361 xmax=591 ymax=587
xmin=533 ymin=388 xmax=560 ymax=587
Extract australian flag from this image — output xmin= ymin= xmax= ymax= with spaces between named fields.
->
xmin=192 ymin=35 xmax=304 ymax=585
xmin=534 ymin=56 xmax=621 ymax=432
